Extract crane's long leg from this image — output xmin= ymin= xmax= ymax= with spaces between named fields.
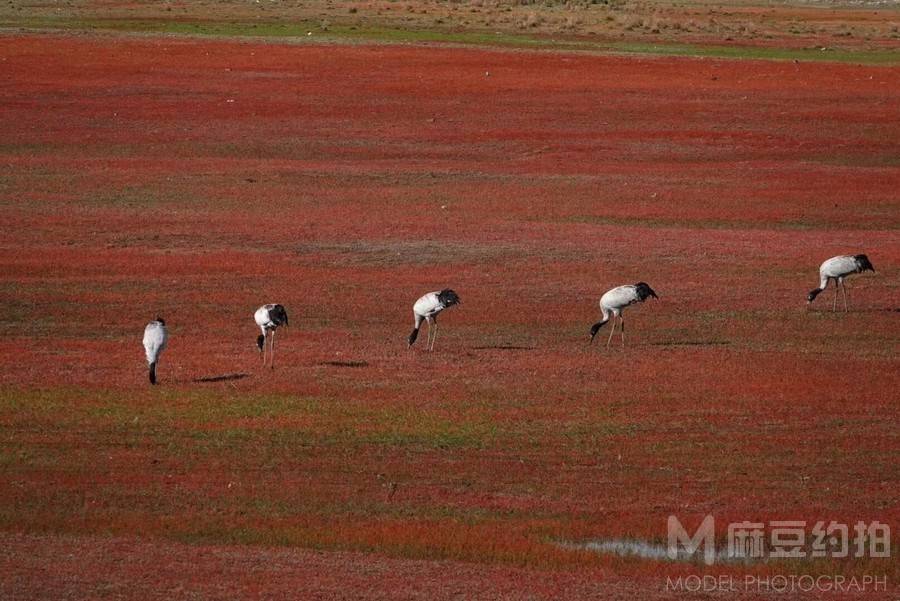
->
xmin=270 ymin=328 xmax=276 ymax=369
xmin=262 ymin=332 xmax=267 ymax=366
xmin=840 ymin=279 xmax=849 ymax=312
xmin=430 ymin=321 xmax=439 ymax=351
xmin=606 ymin=317 xmax=618 ymax=348
xmin=620 ymin=316 xmax=626 ymax=347
xmin=832 ymin=279 xmax=838 ymax=312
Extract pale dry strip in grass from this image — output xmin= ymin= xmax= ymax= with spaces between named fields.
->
xmin=1 ymin=0 xmax=899 ymax=62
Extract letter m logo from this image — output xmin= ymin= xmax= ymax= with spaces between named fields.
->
xmin=668 ymin=515 xmax=716 ymax=565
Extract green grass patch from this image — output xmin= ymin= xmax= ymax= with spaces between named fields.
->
xmin=3 ymin=17 xmax=898 ymax=64
xmin=0 ymin=386 xmax=500 ymax=452
xmin=563 ymin=214 xmax=817 ymax=231
xmin=561 ymin=213 xmax=898 ymax=231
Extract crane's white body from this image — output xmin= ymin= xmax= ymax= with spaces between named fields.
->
xmin=808 ymin=254 xmax=875 ymax=311
xmin=590 ymin=282 xmax=658 ymax=348
xmin=413 ymin=292 xmax=447 ymax=321
xmin=142 ymin=319 xmax=168 ymax=385
xmin=409 ymin=289 xmax=460 ymax=351
xmin=255 ymin=304 xmax=288 ymax=368
xmin=254 ymin=305 xmax=282 ymax=334
xmin=818 ymin=256 xmax=864 ymax=285
xmin=599 ymin=285 xmax=645 ymax=319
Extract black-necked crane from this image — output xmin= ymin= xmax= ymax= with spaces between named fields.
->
xmin=589 ymin=282 xmax=658 ymax=347
xmin=807 ymin=254 xmax=875 ymax=311
xmin=254 ymin=304 xmax=288 ymax=368
xmin=142 ymin=317 xmax=168 ymax=385
xmin=408 ymin=289 xmax=460 ymax=351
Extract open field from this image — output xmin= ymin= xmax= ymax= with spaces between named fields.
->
xmin=2 ymin=0 xmax=900 ymax=63
xmin=0 ymin=27 xmax=898 ymax=600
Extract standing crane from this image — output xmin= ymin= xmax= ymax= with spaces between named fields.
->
xmin=807 ymin=255 xmax=875 ymax=311
xmin=255 ymin=304 xmax=289 ymax=368
xmin=142 ymin=317 xmax=168 ymax=385
xmin=589 ymin=282 xmax=658 ymax=347
xmin=408 ymin=289 xmax=461 ymax=351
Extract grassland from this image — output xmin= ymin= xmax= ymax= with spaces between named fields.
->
xmin=0 ymin=19 xmax=898 ymax=600
xmin=2 ymin=0 xmax=899 ymax=63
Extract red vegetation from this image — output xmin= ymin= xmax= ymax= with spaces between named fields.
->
xmin=0 ymin=34 xmax=897 ymax=599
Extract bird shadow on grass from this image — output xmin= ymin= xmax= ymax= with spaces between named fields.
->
xmin=807 ymin=308 xmax=898 ymax=314
xmin=651 ymin=340 xmax=731 ymax=347
xmin=471 ymin=345 xmax=537 ymax=351
xmin=193 ymin=373 xmax=250 ymax=383
xmin=320 ymin=360 xmax=369 ymax=368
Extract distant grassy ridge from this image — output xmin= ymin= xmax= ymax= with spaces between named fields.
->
xmin=2 ymin=17 xmax=898 ymax=64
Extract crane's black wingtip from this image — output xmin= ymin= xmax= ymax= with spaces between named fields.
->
xmin=634 ymin=282 xmax=658 ymax=300
xmin=854 ymin=254 xmax=875 ymax=273
xmin=268 ymin=304 xmax=289 ymax=327
xmin=438 ymin=289 xmax=461 ymax=307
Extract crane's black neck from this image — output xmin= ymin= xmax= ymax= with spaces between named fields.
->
xmin=589 ymin=318 xmax=610 ymax=343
